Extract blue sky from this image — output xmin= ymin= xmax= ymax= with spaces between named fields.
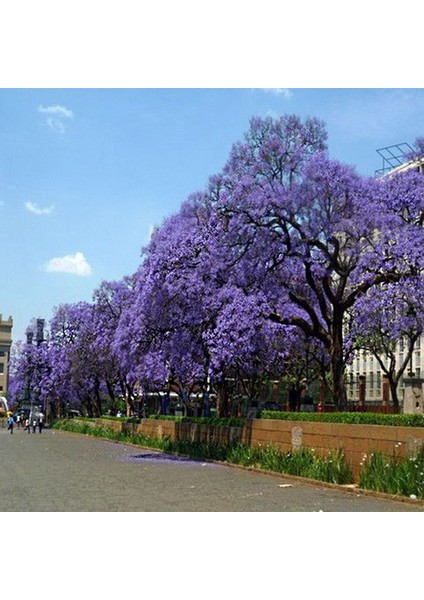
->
xmin=1 ymin=88 xmax=424 ymax=342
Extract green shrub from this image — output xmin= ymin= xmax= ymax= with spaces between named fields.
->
xmin=259 ymin=411 xmax=424 ymax=427
xmin=148 ymin=415 xmax=184 ymax=422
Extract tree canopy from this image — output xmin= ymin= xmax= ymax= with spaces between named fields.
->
xmin=9 ymin=115 xmax=424 ymax=415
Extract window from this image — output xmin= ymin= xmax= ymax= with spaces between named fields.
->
xmin=368 ymin=372 xmax=374 ymax=398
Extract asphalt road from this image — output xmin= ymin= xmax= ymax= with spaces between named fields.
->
xmin=1 ymin=426 xmax=423 ymax=511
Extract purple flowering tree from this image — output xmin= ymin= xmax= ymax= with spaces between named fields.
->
xmin=11 ymin=115 xmax=423 ymax=417
xmin=114 ymin=200 xmax=222 ymax=414
xmin=204 ymin=116 xmax=424 ymax=408
xmin=8 ymin=323 xmax=56 ymax=415
xmin=204 ymin=285 xmax=291 ymax=412
xmin=48 ymin=302 xmax=102 ymax=415
xmin=92 ymin=277 xmax=137 ymax=415
xmin=350 ymin=280 xmax=424 ymax=412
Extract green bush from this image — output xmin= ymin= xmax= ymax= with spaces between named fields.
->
xmin=97 ymin=415 xmax=141 ymax=424
xmin=148 ymin=415 xmax=184 ymax=422
xmin=74 ymin=412 xmax=424 ymax=428
xmin=259 ymin=411 xmax=424 ymax=427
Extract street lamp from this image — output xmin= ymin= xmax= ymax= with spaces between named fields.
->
xmin=25 ymin=328 xmax=34 ymax=422
xmin=35 ymin=319 xmax=46 ymax=420
xmin=24 ymin=319 xmax=46 ymax=423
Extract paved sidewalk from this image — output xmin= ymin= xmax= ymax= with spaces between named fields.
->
xmin=1 ymin=427 xmax=423 ymax=511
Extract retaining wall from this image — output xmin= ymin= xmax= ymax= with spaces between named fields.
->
xmin=248 ymin=419 xmax=424 ymax=480
xmin=79 ymin=417 xmax=424 ymax=482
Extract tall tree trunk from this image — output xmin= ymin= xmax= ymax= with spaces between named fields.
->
xmin=106 ymin=380 xmax=117 ymax=414
xmin=331 ymin=323 xmax=347 ymax=410
xmin=124 ymin=388 xmax=134 ymax=417
xmin=94 ymin=378 xmax=103 ymax=417
xmin=216 ymin=379 xmax=230 ymax=417
xmin=389 ymin=379 xmax=401 ymax=414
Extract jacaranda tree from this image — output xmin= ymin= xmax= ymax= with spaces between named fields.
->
xmin=10 ymin=116 xmax=424 ymax=414
xmin=350 ymin=279 xmax=424 ymax=412
xmin=198 ymin=117 xmax=424 ymax=407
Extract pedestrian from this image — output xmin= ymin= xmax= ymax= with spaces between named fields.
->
xmin=7 ymin=414 xmax=14 ymax=434
xmin=16 ymin=414 xmax=21 ymax=429
xmin=32 ymin=418 xmax=37 ymax=433
xmin=38 ymin=412 xmax=44 ymax=433
xmin=25 ymin=417 xmax=30 ymax=433
xmin=288 ymin=384 xmax=299 ymax=412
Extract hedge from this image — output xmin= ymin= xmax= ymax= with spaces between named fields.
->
xmin=259 ymin=411 xmax=424 ymax=427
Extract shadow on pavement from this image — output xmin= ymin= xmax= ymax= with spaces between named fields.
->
xmin=129 ymin=453 xmax=203 ymax=463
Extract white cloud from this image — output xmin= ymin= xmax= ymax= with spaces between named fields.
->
xmin=44 ymin=252 xmax=92 ymax=277
xmin=25 ymin=201 xmax=54 ymax=216
xmin=38 ymin=104 xmax=74 ymax=133
xmin=261 ymin=88 xmax=293 ymax=99
xmin=38 ymin=104 xmax=74 ymax=119
xmin=46 ymin=117 xmax=66 ymax=134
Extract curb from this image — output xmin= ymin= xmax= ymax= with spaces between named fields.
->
xmin=219 ymin=462 xmax=424 ymax=507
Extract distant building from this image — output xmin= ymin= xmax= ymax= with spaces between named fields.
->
xmin=346 ymin=148 xmax=424 ymax=406
xmin=0 ymin=314 xmax=13 ymax=394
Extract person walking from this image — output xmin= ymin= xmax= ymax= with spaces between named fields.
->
xmin=7 ymin=414 xmax=14 ymax=434
xmin=32 ymin=418 xmax=37 ymax=434
xmin=38 ymin=412 xmax=44 ymax=433
xmin=25 ymin=417 xmax=30 ymax=433
xmin=16 ymin=414 xmax=21 ymax=429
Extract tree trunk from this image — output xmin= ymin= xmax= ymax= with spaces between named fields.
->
xmin=106 ymin=380 xmax=117 ymax=415
xmin=216 ymin=379 xmax=230 ymax=417
xmin=389 ymin=379 xmax=401 ymax=414
xmin=93 ymin=378 xmax=103 ymax=417
xmin=123 ymin=388 xmax=134 ymax=417
xmin=331 ymin=324 xmax=347 ymax=410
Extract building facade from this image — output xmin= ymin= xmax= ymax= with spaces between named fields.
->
xmin=346 ymin=340 xmax=422 ymax=406
xmin=0 ymin=314 xmax=13 ymax=394
xmin=346 ymin=154 xmax=424 ymax=407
